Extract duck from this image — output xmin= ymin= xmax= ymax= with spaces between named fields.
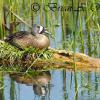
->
xmin=4 ymin=24 xmax=50 ymax=50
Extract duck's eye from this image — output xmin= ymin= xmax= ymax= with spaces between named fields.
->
xmin=37 ymin=26 xmax=40 ymax=28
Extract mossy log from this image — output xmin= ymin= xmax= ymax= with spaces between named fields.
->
xmin=0 ymin=40 xmax=100 ymax=71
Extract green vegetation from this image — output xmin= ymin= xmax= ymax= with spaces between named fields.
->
xmin=0 ymin=41 xmax=23 ymax=61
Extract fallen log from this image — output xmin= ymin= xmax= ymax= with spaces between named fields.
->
xmin=0 ymin=40 xmax=100 ymax=72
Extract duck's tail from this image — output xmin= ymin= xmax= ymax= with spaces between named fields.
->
xmin=4 ymin=36 xmax=23 ymax=51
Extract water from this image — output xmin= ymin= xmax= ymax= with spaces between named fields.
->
xmin=0 ymin=70 xmax=100 ymax=100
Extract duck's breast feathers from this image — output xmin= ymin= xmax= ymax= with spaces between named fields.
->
xmin=32 ymin=34 xmax=50 ymax=49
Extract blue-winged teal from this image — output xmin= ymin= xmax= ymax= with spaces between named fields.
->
xmin=5 ymin=24 xmax=50 ymax=50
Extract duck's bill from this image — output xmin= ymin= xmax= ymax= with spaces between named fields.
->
xmin=44 ymin=30 xmax=51 ymax=35
xmin=44 ymin=31 xmax=54 ymax=38
xmin=44 ymin=28 xmax=54 ymax=38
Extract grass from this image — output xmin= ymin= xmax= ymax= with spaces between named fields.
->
xmin=0 ymin=41 xmax=23 ymax=60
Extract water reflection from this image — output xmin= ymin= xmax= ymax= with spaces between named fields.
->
xmin=10 ymin=71 xmax=51 ymax=97
xmin=0 ymin=70 xmax=100 ymax=100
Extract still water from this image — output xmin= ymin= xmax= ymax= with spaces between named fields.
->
xmin=0 ymin=70 xmax=100 ymax=100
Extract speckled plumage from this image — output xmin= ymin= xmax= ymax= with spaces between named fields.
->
xmin=5 ymin=31 xmax=50 ymax=49
xmin=5 ymin=25 xmax=50 ymax=50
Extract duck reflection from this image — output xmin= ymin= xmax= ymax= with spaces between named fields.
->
xmin=10 ymin=71 xmax=51 ymax=96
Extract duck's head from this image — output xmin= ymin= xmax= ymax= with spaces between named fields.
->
xmin=32 ymin=24 xmax=51 ymax=36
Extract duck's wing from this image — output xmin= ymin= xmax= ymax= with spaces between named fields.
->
xmin=4 ymin=31 xmax=29 ymax=50
xmin=6 ymin=31 xmax=29 ymax=39
xmin=9 ymin=41 xmax=24 ymax=50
